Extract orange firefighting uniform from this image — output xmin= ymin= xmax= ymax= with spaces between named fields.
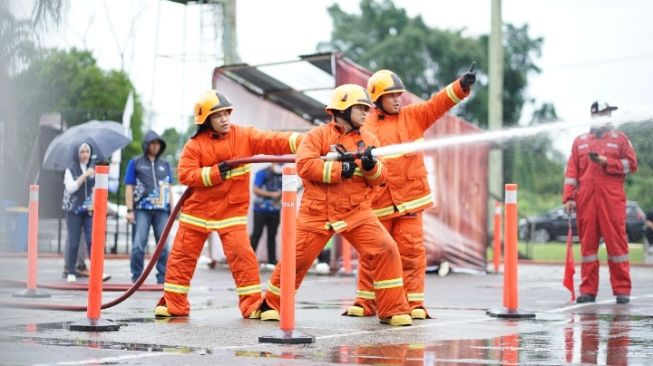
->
xmin=563 ymin=129 xmax=637 ymax=297
xmin=353 ymin=79 xmax=470 ymax=315
xmin=157 ymin=125 xmax=301 ymax=317
xmin=262 ymin=121 xmax=410 ymax=319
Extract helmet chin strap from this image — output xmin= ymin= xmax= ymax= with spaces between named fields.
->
xmin=334 ymin=108 xmax=359 ymax=132
xmin=375 ymin=100 xmax=389 ymax=115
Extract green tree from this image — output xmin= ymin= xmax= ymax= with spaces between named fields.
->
xmin=3 ymin=48 xmax=144 ymax=200
xmin=619 ymin=120 xmax=653 ymax=212
xmin=506 ymin=103 xmax=566 ymax=215
xmin=318 ymin=0 xmax=543 ymax=127
xmin=0 ymin=0 xmax=64 ymax=76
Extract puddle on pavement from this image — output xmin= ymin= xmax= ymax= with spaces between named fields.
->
xmin=7 ymin=336 xmax=211 ymax=354
xmin=234 ymin=314 xmax=653 ymax=365
xmin=6 ymin=313 xmax=652 ymax=364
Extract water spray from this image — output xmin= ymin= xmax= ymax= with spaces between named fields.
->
xmin=371 ymin=112 xmax=652 ymax=158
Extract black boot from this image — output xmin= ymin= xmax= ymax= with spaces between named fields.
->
xmin=616 ymin=295 xmax=630 ymax=304
xmin=576 ymin=294 xmax=596 ymax=303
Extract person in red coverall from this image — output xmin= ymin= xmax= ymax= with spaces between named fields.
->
xmin=347 ymin=65 xmax=476 ymax=320
xmin=563 ymin=101 xmax=637 ymax=304
xmin=154 ymin=90 xmax=301 ymax=319
xmin=259 ymin=84 xmax=412 ymax=326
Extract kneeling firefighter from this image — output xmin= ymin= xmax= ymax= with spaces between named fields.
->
xmin=155 ymin=90 xmax=301 ymax=319
xmin=259 ymin=84 xmax=412 ymax=326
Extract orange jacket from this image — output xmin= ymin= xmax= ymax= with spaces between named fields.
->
xmin=361 ymin=79 xmax=470 ymax=220
xmin=297 ymin=121 xmax=385 ymax=233
xmin=178 ymin=125 xmax=301 ymax=233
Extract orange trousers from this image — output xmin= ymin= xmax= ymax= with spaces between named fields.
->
xmin=263 ymin=219 xmax=409 ymax=319
xmin=354 ymin=212 xmax=426 ymax=315
xmin=157 ymin=225 xmax=262 ymax=317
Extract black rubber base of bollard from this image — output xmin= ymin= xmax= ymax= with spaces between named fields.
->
xmin=259 ymin=329 xmax=315 ymax=344
xmin=69 ymin=318 xmax=120 ymax=332
xmin=12 ymin=289 xmax=51 ymax=298
xmin=486 ymin=307 xmax=536 ymax=319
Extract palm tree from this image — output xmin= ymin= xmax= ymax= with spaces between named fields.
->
xmin=0 ymin=0 xmax=64 ymax=76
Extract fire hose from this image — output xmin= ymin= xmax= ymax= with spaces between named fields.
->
xmin=0 ymin=146 xmax=408 ymax=311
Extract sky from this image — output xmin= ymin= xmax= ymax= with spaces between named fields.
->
xmin=24 ymin=0 xmax=653 ymax=155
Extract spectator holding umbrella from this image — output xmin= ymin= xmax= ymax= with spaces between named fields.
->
xmin=44 ymin=121 xmax=131 ymax=282
xmin=61 ymin=142 xmax=95 ymax=283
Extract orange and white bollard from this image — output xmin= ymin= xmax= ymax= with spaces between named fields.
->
xmin=492 ymin=202 xmax=502 ymax=274
xmin=259 ymin=165 xmax=314 ymax=344
xmin=13 ymin=185 xmax=50 ymax=298
xmin=487 ymin=184 xmax=535 ymax=319
xmin=70 ymin=165 xmax=119 ymax=331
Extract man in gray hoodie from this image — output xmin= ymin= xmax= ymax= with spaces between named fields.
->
xmin=125 ymin=130 xmax=173 ymax=283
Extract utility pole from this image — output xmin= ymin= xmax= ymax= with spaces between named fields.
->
xmin=488 ymin=0 xmax=504 ymax=214
xmin=222 ymin=0 xmax=239 ymax=64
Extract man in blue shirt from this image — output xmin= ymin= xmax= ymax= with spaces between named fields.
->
xmin=125 ymin=130 xmax=173 ymax=283
xmin=249 ymin=163 xmax=283 ymax=266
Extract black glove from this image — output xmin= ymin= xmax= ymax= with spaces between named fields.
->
xmin=341 ymin=161 xmax=356 ymax=179
xmin=218 ymin=162 xmax=231 ymax=180
xmin=361 ymin=146 xmax=377 ymax=171
xmin=460 ymin=62 xmax=476 ymax=91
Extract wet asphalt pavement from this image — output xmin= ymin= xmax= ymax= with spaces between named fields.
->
xmin=0 ymin=257 xmax=652 ymax=365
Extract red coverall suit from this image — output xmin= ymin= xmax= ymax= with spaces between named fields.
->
xmin=354 ymin=79 xmax=470 ymax=315
xmin=158 ymin=125 xmax=301 ymax=317
xmin=263 ymin=121 xmax=410 ymax=320
xmin=563 ymin=129 xmax=637 ymax=297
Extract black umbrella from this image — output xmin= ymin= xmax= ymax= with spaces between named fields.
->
xmin=42 ymin=120 xmax=131 ymax=171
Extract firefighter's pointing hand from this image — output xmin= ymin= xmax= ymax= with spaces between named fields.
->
xmin=460 ymin=62 xmax=477 ymax=91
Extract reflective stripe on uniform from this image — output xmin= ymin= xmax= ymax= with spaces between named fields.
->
xmin=396 ymin=193 xmax=433 ymax=213
xmin=373 ymin=277 xmax=404 ymax=290
xmin=407 ymin=292 xmax=424 ymax=302
xmin=223 ymin=164 xmax=252 ymax=180
xmin=608 ymin=254 xmax=629 ymax=263
xmin=330 ymin=220 xmax=347 ymax=232
xmin=373 ymin=204 xmax=396 ymax=218
xmin=323 ymin=161 xmax=334 ymax=183
xmin=582 ymin=254 xmax=599 ymax=263
xmin=621 ymin=159 xmax=630 ymax=174
xmin=353 ymin=167 xmax=364 ymax=177
xmin=356 ymin=289 xmax=376 ymax=300
xmin=445 ymin=83 xmax=462 ymax=104
xmin=164 ymin=282 xmax=190 ymax=294
xmin=289 ymin=132 xmax=300 ymax=154
xmin=236 ymin=284 xmax=262 ymax=296
xmin=266 ymin=280 xmax=281 ymax=296
xmin=179 ymin=213 xmax=247 ymax=231
xmin=564 ymin=177 xmax=578 ymax=187
xmin=201 ymin=167 xmax=213 ymax=187
xmin=365 ymin=162 xmax=383 ymax=181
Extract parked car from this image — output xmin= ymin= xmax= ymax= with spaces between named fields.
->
xmin=519 ymin=201 xmax=646 ymax=243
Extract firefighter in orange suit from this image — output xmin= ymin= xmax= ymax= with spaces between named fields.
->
xmin=260 ymin=84 xmax=412 ymax=326
xmin=348 ymin=66 xmax=476 ymax=319
xmin=154 ymin=90 xmax=301 ymax=319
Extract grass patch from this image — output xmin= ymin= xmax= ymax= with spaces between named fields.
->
xmin=487 ymin=241 xmax=645 ymax=264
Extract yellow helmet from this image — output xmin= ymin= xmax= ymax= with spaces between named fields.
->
xmin=194 ymin=90 xmax=234 ymax=124
xmin=325 ymin=84 xmax=372 ymax=114
xmin=367 ymin=70 xmax=405 ymax=102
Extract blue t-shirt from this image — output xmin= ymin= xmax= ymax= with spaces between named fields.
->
xmin=252 ymin=168 xmax=282 ymax=214
xmin=125 ymin=156 xmax=173 ymax=211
